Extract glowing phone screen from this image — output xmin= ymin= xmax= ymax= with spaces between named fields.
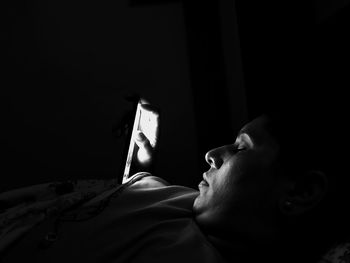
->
xmin=122 ymin=100 xmax=158 ymax=184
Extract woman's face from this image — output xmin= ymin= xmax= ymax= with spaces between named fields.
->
xmin=193 ymin=115 xmax=285 ymax=239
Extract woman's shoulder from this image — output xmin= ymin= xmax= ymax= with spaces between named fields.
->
xmin=129 ymin=173 xmax=171 ymax=189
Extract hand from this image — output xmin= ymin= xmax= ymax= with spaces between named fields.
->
xmin=133 ymin=103 xmax=160 ymax=168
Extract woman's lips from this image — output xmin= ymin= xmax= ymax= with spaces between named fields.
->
xmin=198 ymin=180 xmax=209 ymax=188
xmin=199 ymin=173 xmax=210 ymax=188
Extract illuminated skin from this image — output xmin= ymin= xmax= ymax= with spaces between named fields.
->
xmin=134 ymin=104 xmax=160 ymax=168
xmin=193 ymin=115 xmax=286 ymax=244
xmin=135 ymin=130 xmax=153 ymax=166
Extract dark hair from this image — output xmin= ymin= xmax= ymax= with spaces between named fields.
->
xmin=255 ymin=97 xmax=350 ymax=262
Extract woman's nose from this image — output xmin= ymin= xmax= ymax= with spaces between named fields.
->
xmin=205 ymin=147 xmax=224 ymax=169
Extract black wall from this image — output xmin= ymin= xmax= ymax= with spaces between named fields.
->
xmin=6 ymin=0 xmax=347 ymax=192
xmin=235 ymin=0 xmax=350 ymax=119
xmin=1 ymin=1 xmax=247 ymax=191
xmin=1 ymin=2 xmax=203 ymax=190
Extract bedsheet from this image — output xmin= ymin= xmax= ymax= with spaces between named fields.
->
xmin=0 ymin=173 xmax=226 ymax=263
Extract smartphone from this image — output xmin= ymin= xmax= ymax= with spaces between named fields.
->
xmin=119 ymin=98 xmax=158 ymax=184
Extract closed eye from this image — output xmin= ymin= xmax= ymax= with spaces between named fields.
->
xmin=232 ymin=134 xmax=253 ymax=153
xmin=231 ymin=145 xmax=246 ymax=154
xmin=237 ymin=147 xmax=246 ymax=153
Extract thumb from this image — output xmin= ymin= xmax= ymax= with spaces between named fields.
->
xmin=134 ymin=131 xmax=154 ymax=166
xmin=134 ymin=131 xmax=152 ymax=151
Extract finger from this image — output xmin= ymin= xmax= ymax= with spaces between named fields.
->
xmin=137 ymin=148 xmax=152 ymax=165
xmin=139 ymin=98 xmax=150 ymax=104
xmin=134 ymin=131 xmax=153 ymax=151
xmin=134 ymin=131 xmax=153 ymax=165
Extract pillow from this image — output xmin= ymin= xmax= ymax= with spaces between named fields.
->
xmin=319 ymin=241 xmax=350 ymax=263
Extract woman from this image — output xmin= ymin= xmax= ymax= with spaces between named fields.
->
xmin=1 ymin=103 xmax=349 ymax=263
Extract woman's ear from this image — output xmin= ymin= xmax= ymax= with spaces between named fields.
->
xmin=278 ymin=170 xmax=328 ymax=216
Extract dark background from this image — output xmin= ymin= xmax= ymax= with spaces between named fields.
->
xmin=2 ymin=0 xmax=349 ymax=191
